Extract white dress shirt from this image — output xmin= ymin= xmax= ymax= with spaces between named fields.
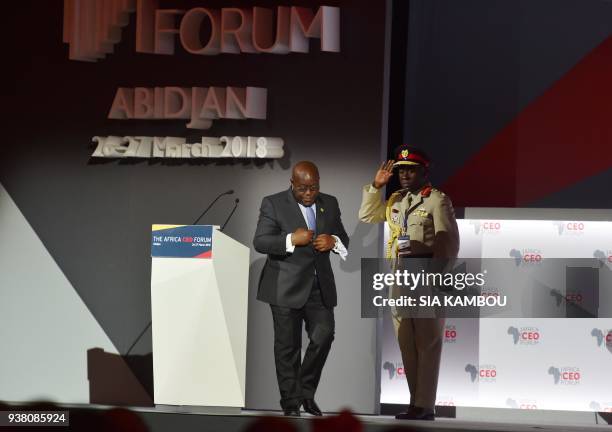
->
xmin=285 ymin=202 xmax=348 ymax=260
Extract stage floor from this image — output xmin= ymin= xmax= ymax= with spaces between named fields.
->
xmin=2 ymin=402 xmax=610 ymax=431
xmin=133 ymin=407 xmax=612 ymax=432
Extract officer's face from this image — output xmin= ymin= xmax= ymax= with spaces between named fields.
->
xmin=397 ymin=165 xmax=426 ymax=190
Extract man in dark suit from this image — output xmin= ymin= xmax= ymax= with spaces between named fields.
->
xmin=253 ymin=161 xmax=349 ymax=417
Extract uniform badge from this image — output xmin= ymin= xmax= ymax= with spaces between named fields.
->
xmin=416 ymin=208 xmax=429 ymax=218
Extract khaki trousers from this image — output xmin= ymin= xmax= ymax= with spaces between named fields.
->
xmin=392 ymin=315 xmax=445 ymax=410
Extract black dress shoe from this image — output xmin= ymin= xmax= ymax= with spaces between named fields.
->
xmin=302 ymin=399 xmax=323 ymax=416
xmin=395 ymin=406 xmax=435 ymax=421
xmin=283 ymin=408 xmax=301 ymax=417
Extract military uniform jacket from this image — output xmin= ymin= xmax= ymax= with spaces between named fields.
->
xmin=359 ymin=184 xmax=459 ymax=318
xmin=358 ymin=184 xmax=459 ymax=259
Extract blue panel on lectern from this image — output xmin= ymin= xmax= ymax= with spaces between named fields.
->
xmin=151 ymin=225 xmax=213 ymax=258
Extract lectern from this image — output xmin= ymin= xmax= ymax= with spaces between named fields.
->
xmin=150 ymin=224 xmax=249 ymax=408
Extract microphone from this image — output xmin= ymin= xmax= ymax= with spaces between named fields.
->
xmin=221 ymin=198 xmax=240 ymax=231
xmin=192 ymin=190 xmax=234 ymax=225
xmin=127 ymin=191 xmax=235 ymax=356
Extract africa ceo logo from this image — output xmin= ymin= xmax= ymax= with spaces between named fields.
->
xmin=382 ymin=361 xmax=405 ymax=380
xmin=507 ymin=326 xmax=540 ymax=345
xmin=509 ymin=248 xmax=543 ymax=266
xmin=465 ymin=364 xmax=496 ymax=383
xmin=593 ymin=250 xmax=612 ymax=268
xmin=553 ymin=221 xmax=585 ymax=236
xmin=548 ymin=366 xmax=581 ymax=385
xmin=444 ymin=324 xmax=457 ymax=344
xmin=470 ymin=220 xmax=502 ymax=235
xmin=506 ymin=398 xmax=537 ymax=410
xmin=591 ymin=328 xmax=612 ymax=354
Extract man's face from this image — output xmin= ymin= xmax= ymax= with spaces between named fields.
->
xmin=397 ymin=165 xmax=426 ymax=191
xmin=291 ymin=174 xmax=320 ymax=206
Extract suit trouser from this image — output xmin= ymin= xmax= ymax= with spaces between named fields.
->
xmin=393 ymin=315 xmax=445 ymax=410
xmin=270 ymin=280 xmax=335 ymax=410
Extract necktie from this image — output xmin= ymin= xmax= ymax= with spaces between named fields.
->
xmin=306 ymin=206 xmax=319 ymax=274
xmin=306 ymin=205 xmax=316 ymax=235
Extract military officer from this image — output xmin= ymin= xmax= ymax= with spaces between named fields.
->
xmin=359 ymin=145 xmax=459 ymax=421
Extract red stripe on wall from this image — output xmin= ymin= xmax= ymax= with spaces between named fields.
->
xmin=442 ymin=35 xmax=612 ymax=207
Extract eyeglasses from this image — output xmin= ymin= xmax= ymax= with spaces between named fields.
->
xmin=294 ymin=184 xmax=320 ymax=193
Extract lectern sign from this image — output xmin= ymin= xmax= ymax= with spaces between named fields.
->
xmin=151 ymin=225 xmax=213 ymax=259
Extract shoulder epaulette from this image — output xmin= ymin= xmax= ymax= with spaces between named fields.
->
xmin=430 ymin=187 xmax=446 ymax=197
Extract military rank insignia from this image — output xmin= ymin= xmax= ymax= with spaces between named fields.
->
xmin=415 ymin=208 xmax=429 ymax=218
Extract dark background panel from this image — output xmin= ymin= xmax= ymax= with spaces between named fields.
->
xmin=2 ymin=0 xmax=387 ymax=410
xmin=396 ymin=0 xmax=612 ymax=206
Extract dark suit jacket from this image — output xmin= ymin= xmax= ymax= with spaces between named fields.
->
xmin=253 ymin=188 xmax=349 ymax=309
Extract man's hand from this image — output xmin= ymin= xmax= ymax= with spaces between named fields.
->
xmin=373 ymin=160 xmax=394 ymax=189
xmin=291 ymin=227 xmax=314 ymax=246
xmin=313 ymin=234 xmax=336 ymax=252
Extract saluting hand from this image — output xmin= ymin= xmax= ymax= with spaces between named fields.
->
xmin=373 ymin=160 xmax=394 ymax=189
